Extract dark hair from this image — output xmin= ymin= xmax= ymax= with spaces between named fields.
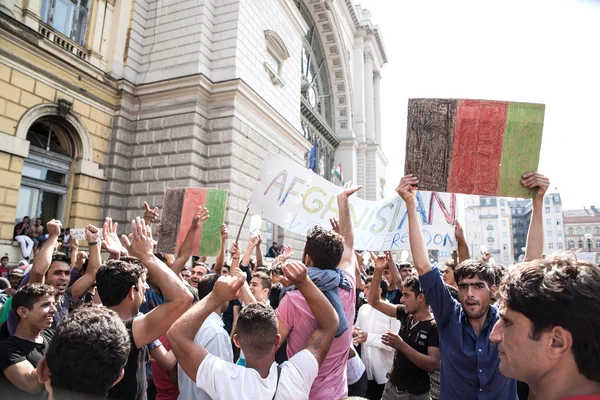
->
xmin=402 ymin=275 xmax=425 ymax=297
xmin=398 ymin=262 xmax=413 ymax=271
xmin=45 ymin=305 xmax=130 ymax=399
xmin=500 ymin=256 xmax=600 ymax=382
xmin=251 ymin=272 xmax=272 ymax=291
xmin=1 ymin=255 xmax=8 ymax=262
xmin=304 ymin=226 xmax=344 ymax=270
xmin=187 ymin=286 xmax=199 ymax=303
xmin=96 ymin=260 xmax=147 ymax=307
xmin=255 ymin=266 xmax=269 ymax=274
xmin=492 ymin=264 xmax=508 ymax=288
xmin=154 ymin=253 xmax=167 ymax=263
xmin=237 ymin=302 xmax=278 ymax=358
xmin=51 ymin=252 xmax=71 ymax=265
xmin=0 ymin=277 xmax=9 ymax=290
xmin=12 ymin=283 xmax=57 ymax=321
xmin=197 ymin=274 xmax=220 ymax=301
xmin=443 ymin=259 xmax=456 ymax=269
xmin=454 ymin=259 xmax=496 ymax=287
xmin=365 ymin=276 xmax=389 ymax=299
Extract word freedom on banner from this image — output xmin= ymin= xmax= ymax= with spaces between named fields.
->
xmin=250 ymin=153 xmax=458 ymax=251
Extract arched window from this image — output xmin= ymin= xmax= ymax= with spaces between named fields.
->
xmin=16 ymin=118 xmax=74 ymax=224
xmin=568 ymin=241 xmax=575 ymax=249
xmin=568 ymin=228 xmax=573 ymax=235
xmin=585 ymin=227 xmax=592 ymax=234
xmin=577 ymin=228 xmax=583 ymax=235
xmin=595 ymin=227 xmax=600 ymax=235
xmin=578 ymin=240 xmax=584 ymax=249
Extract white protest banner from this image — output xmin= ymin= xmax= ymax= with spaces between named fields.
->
xmin=576 ymin=252 xmax=599 ymax=264
xmin=250 ymin=152 xmax=457 ymax=251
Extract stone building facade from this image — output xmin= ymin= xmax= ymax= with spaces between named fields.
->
xmin=564 ymin=206 xmax=600 ymax=263
xmin=0 ymin=0 xmax=388 ymax=261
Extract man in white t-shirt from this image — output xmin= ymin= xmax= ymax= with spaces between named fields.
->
xmin=168 ymin=262 xmax=339 ymax=400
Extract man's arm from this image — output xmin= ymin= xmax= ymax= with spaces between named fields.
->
xmin=396 ymin=176 xmax=432 ymax=276
xmin=3 ymin=361 xmax=45 ymax=393
xmin=241 ymin=237 xmax=259 ymax=269
xmin=381 ymin=330 xmax=440 ymax=373
xmin=29 ymin=220 xmax=62 ymax=284
xmin=522 ymin=173 xmax=549 ymax=262
xmin=150 ymin=345 xmax=177 ymax=371
xmin=70 ymin=225 xmax=101 ymax=299
xmin=213 ymin=224 xmax=228 ymax=275
xmin=454 ymin=221 xmax=470 ymax=263
xmin=367 ymin=255 xmax=398 ymax=318
xmin=335 ymin=183 xmax=362 ymax=276
xmin=167 ymin=272 xmax=245 ymax=382
xmin=171 ymin=206 xmax=209 ymax=276
xmin=384 ymin=252 xmax=403 ymax=288
xmin=123 ymin=218 xmax=193 ymax=349
xmin=255 ymin=235 xmax=264 ymax=268
xmin=280 ymin=262 xmax=338 ymax=367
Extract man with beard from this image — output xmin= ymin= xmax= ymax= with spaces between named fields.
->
xmin=368 ymin=257 xmax=440 ymax=400
xmin=189 ymin=261 xmax=208 ymax=289
xmin=0 ymin=284 xmax=56 ymax=399
xmin=28 ymin=220 xmax=102 ymax=329
xmin=396 ymin=172 xmax=548 ymax=400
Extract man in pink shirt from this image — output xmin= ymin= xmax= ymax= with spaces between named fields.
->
xmin=276 ymin=184 xmax=360 ymax=400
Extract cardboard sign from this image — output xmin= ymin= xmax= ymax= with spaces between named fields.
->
xmin=405 ymin=98 xmax=545 ymax=198
xmin=250 ymin=153 xmax=457 ymax=251
xmin=157 ymin=188 xmax=228 ymax=256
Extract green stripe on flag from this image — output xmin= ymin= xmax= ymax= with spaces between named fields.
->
xmin=498 ymin=102 xmax=545 ymax=198
xmin=198 ymin=189 xmax=229 ymax=256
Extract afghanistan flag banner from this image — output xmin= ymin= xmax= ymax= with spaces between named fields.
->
xmin=157 ymin=187 xmax=228 ymax=256
xmin=404 ymin=98 xmax=545 ymax=198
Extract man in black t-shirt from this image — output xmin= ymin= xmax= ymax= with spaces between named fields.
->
xmin=95 ymin=218 xmax=192 ymax=400
xmin=369 ymin=257 xmax=440 ymax=400
xmin=0 ymin=283 xmax=57 ymax=400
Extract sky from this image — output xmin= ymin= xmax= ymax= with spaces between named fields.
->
xmin=359 ymin=0 xmax=600 ymax=211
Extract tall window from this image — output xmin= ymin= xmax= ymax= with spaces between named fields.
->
xmin=568 ymin=228 xmax=574 ymax=235
xmin=17 ymin=119 xmax=73 ymax=224
xmin=568 ymin=241 xmax=575 ymax=249
xmin=40 ymin=0 xmax=90 ymax=45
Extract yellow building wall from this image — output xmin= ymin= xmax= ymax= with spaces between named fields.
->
xmin=0 ymin=60 xmax=112 ymax=244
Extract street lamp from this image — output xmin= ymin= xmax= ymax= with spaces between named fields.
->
xmin=584 ymin=233 xmax=593 ymax=253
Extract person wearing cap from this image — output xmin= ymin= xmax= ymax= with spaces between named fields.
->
xmin=0 ymin=268 xmax=27 ymax=325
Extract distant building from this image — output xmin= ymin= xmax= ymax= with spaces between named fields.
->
xmin=564 ymin=206 xmax=600 ymax=262
xmin=465 ymin=195 xmax=515 ymax=265
xmin=508 ymin=192 xmax=564 ymax=261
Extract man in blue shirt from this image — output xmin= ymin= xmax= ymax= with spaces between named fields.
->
xmin=395 ymin=172 xmax=548 ymax=400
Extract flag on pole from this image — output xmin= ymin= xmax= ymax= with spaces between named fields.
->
xmin=333 ymin=162 xmax=343 ymax=184
xmin=308 ymin=139 xmax=317 ymax=171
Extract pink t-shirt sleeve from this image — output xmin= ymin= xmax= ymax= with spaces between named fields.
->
xmin=276 ymin=294 xmax=294 ymax=331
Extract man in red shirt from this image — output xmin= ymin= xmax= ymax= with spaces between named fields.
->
xmin=490 ymin=256 xmax=600 ymax=400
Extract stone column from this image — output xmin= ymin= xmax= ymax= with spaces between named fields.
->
xmin=352 ymin=30 xmax=366 ymax=142
xmin=364 ymin=50 xmax=375 ymax=143
xmin=374 ymin=71 xmax=382 ymax=145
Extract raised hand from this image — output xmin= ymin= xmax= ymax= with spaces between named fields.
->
xmin=281 ymin=245 xmax=294 ymax=260
xmin=191 ymin=206 xmax=210 ymax=229
xmin=69 ymin=235 xmax=79 ymax=252
xmin=280 ymin=261 xmax=309 ymax=287
xmin=229 ymin=242 xmax=240 ymax=259
xmin=143 ymin=201 xmax=160 ymax=225
xmin=85 ymin=224 xmax=100 ymax=243
xmin=220 ymin=224 xmax=228 ymax=240
xmin=395 ymin=175 xmax=419 ymax=203
xmin=46 ymin=219 xmax=62 ymax=237
xmin=329 ymin=217 xmax=340 ymax=234
xmin=521 ymin=172 xmax=550 ymax=200
xmin=338 ymin=181 xmax=362 ymax=198
xmin=374 ymin=254 xmax=387 ymax=271
xmin=248 ymin=235 xmax=260 ymax=247
xmin=454 ymin=220 xmax=465 ymax=241
xmin=102 ymin=217 xmax=122 ymax=256
xmin=156 ymin=223 xmax=163 ymax=236
xmin=122 ymin=217 xmax=154 ymax=259
xmin=212 ymin=270 xmax=246 ymax=302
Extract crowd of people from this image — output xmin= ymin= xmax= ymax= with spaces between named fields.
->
xmin=0 ymin=172 xmax=599 ymax=400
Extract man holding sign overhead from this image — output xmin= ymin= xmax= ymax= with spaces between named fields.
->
xmin=396 ymin=172 xmax=549 ymax=400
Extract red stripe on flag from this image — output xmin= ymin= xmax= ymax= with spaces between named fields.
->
xmin=447 ymin=100 xmax=508 ymax=195
xmin=176 ymin=188 xmax=208 ymax=254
